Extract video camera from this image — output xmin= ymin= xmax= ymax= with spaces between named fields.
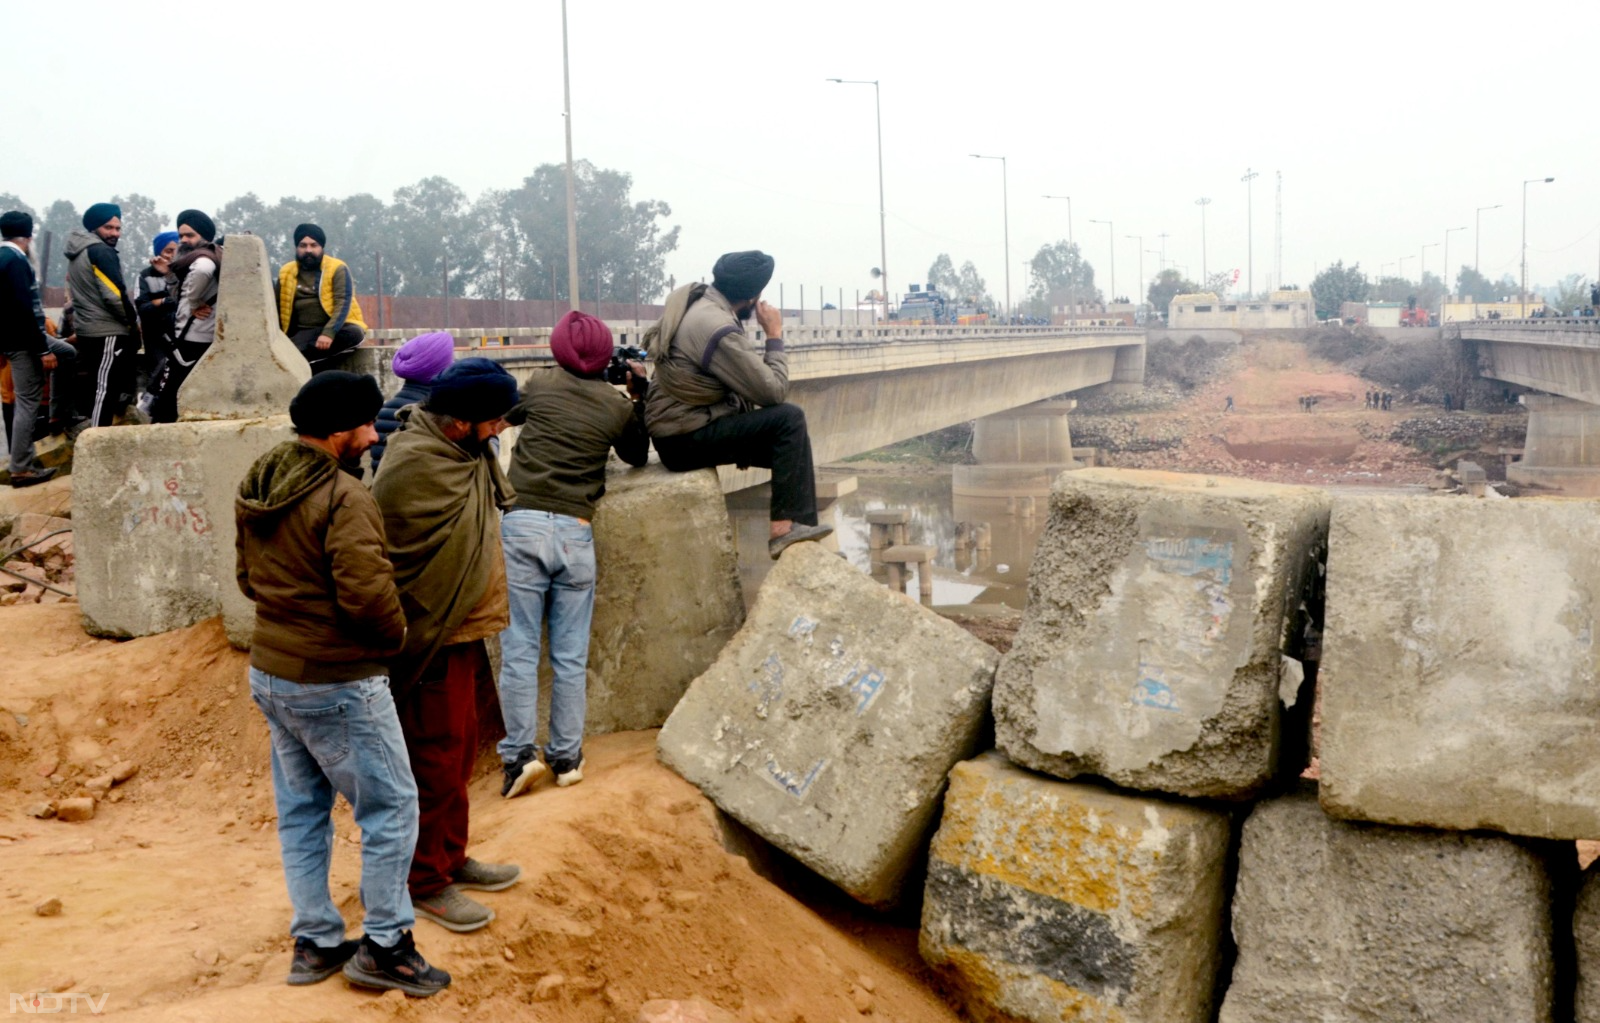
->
xmin=605 ymin=345 xmax=649 ymax=386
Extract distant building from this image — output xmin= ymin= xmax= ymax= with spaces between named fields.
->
xmin=1365 ymin=302 xmax=1402 ymax=328
xmin=1168 ymin=290 xmax=1315 ymax=329
xmin=1441 ymin=298 xmax=1546 ymax=321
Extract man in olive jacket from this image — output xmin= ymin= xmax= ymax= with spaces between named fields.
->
xmin=644 ymin=249 xmax=831 ymax=559
xmin=235 ymin=371 xmax=449 ymax=998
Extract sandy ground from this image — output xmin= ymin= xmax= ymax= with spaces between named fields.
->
xmin=0 ymin=605 xmax=960 ymax=1022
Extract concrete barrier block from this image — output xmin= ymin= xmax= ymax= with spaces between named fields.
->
xmin=921 ymin=753 xmax=1231 ymax=1023
xmin=1578 ymin=868 xmax=1600 ymax=1023
xmin=994 ymin=469 xmax=1328 ymax=799
xmin=658 ymin=542 xmax=999 ymax=906
xmin=1221 ymin=792 xmax=1555 ymax=1023
xmin=178 ymin=233 xmax=310 ymax=422
xmin=1319 ymin=495 xmax=1600 ymax=838
xmin=73 ymin=418 xmax=294 ymax=642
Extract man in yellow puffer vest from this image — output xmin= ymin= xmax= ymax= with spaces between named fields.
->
xmin=275 ymin=223 xmax=367 ymax=370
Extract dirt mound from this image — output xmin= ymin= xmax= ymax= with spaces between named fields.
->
xmin=1220 ymin=417 xmax=1362 ymax=463
xmin=1 ymin=606 xmax=958 ymax=1022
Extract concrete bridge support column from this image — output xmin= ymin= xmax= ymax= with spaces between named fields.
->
xmin=952 ymin=399 xmax=1080 ymax=498
xmin=1506 ymin=395 xmax=1600 ymax=495
xmin=1107 ymin=341 xmax=1147 ymax=394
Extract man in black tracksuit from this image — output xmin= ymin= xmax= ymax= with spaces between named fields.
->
xmin=64 ymin=202 xmax=140 ymax=427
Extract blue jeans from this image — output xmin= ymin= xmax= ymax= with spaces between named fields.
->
xmin=497 ymin=509 xmax=596 ymax=766
xmin=249 ymin=668 xmax=419 ymax=947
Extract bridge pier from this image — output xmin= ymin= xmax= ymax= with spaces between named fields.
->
xmin=953 ymin=399 xmax=1081 ymax=498
xmin=1506 ymin=395 xmax=1600 ymax=495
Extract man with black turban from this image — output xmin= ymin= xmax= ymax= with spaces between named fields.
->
xmin=274 ymin=223 xmax=367 ymax=370
xmin=643 ymin=250 xmax=831 ymax=558
xmin=64 ymin=201 xmax=141 ymax=427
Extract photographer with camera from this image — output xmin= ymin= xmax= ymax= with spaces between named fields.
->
xmin=496 ymin=310 xmax=648 ymax=797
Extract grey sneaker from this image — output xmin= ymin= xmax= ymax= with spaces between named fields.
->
xmin=501 ymin=748 xmax=547 ymax=799
xmin=453 ymin=857 xmax=521 ymax=892
xmin=769 ymin=522 xmax=834 ymax=560
xmin=412 ymin=885 xmax=494 ymax=933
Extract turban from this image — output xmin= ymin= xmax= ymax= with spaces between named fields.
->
xmin=1 ymin=211 xmax=32 ymax=240
xmin=177 ymin=209 xmax=216 ymax=242
xmin=83 ymin=202 xmax=122 ymax=231
xmin=294 ymin=223 xmax=327 ymax=247
xmin=712 ymin=250 xmax=775 ymax=302
xmin=289 ymin=371 xmax=384 ymax=438
xmin=152 ymin=230 xmax=180 ymax=255
xmin=426 ymin=357 xmax=518 ymax=423
xmin=551 ymin=310 xmax=613 ymax=376
xmin=392 ymin=331 xmax=455 ymax=384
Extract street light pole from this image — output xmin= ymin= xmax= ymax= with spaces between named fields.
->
xmin=560 ymin=0 xmax=580 ymax=311
xmin=971 ymin=154 xmax=1010 ymax=320
xmin=1088 ymin=218 xmax=1114 ymax=307
xmin=829 ymin=78 xmax=889 ymax=319
xmin=1474 ymin=204 xmax=1502 ymax=275
xmin=1195 ymin=197 xmax=1212 ymax=283
xmin=1522 ymin=176 xmax=1555 ymax=318
xmin=1241 ymin=168 xmax=1259 ymax=297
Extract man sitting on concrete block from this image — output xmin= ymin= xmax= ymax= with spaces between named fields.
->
xmin=275 ymin=223 xmax=366 ymax=369
xmin=236 ymin=371 xmax=449 ymax=997
xmin=372 ymin=358 xmax=522 ymax=934
xmin=644 ymin=250 xmax=831 ymax=559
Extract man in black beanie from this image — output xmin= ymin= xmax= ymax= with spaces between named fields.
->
xmin=274 ymin=223 xmax=367 ymax=370
xmin=2 ymin=211 xmax=80 ymax=485
xmin=64 ymin=201 xmax=141 ymax=427
xmin=643 ymin=249 xmax=831 ymax=558
xmin=236 ymin=371 xmax=451 ymax=996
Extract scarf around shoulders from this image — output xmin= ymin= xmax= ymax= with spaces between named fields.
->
xmin=371 ymin=407 xmax=514 ymax=686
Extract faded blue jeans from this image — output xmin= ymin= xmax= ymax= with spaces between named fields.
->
xmin=497 ymin=509 xmax=596 ymax=768
xmin=249 ymin=668 xmax=419 ymax=947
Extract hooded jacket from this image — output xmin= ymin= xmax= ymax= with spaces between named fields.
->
xmin=642 ymin=283 xmax=789 ymax=438
xmin=236 ymin=440 xmax=408 ymax=682
xmin=64 ymin=229 xmax=137 ymax=338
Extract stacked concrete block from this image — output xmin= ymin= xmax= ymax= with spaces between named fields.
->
xmin=921 ymin=753 xmax=1231 ymax=1023
xmin=658 ymin=542 xmax=999 ymax=906
xmin=1319 ymin=495 xmax=1600 ymax=839
xmin=995 ymin=468 xmax=1328 ymax=799
xmin=1221 ymin=792 xmax=1555 ymax=1023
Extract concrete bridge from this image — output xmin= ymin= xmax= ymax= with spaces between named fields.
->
xmin=350 ymin=323 xmax=1147 ymax=492
xmin=1456 ymin=318 xmax=1600 ymax=493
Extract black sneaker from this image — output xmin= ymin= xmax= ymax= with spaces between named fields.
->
xmin=287 ymin=936 xmax=359 ymax=986
xmin=550 ymin=751 xmax=586 ymax=789
xmin=342 ymin=931 xmax=450 ymax=998
xmin=501 ymin=747 xmax=547 ymax=799
xmin=9 ymin=467 xmax=57 ymax=489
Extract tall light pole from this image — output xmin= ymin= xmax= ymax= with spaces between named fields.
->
xmin=1088 ymin=219 xmax=1114 ymax=307
xmin=560 ymin=0 xmax=580 ymax=311
xmin=1043 ymin=195 xmax=1074 ymax=320
xmin=1442 ymin=226 xmax=1466 ymax=304
xmin=971 ymin=154 xmax=1010 ymax=319
xmin=1522 ymin=176 xmax=1555 ymax=318
xmin=1195 ymin=197 xmax=1212 ymax=284
xmin=1474 ymin=204 xmax=1502 ymax=275
xmin=828 ymin=78 xmax=889 ymax=318
xmin=1241 ymin=168 xmax=1259 ymax=297
xmin=1126 ymin=234 xmax=1144 ymax=310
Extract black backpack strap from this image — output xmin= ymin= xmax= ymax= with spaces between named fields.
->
xmin=699 ymin=324 xmax=740 ymax=373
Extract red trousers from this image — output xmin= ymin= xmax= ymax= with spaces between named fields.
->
xmin=395 ymin=641 xmax=485 ymax=898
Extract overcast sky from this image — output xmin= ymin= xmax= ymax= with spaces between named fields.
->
xmin=7 ymin=0 xmax=1596 ymax=307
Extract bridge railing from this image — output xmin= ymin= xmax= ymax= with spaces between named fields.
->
xmin=1454 ymin=317 xmax=1600 ymax=328
xmin=362 ymin=322 xmax=1142 ymax=351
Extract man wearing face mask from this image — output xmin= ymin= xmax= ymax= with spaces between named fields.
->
xmin=372 ymin=358 xmax=522 ymax=935
xmin=275 ymin=223 xmax=366 ymax=368
xmin=149 ymin=210 xmax=222 ymax=423
xmin=644 ymin=250 xmax=831 ymax=559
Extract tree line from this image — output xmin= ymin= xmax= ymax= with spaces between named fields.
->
xmin=1 ymin=160 xmax=679 ymax=304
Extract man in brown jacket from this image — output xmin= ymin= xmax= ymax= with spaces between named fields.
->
xmin=236 ymin=371 xmax=450 ymax=997
xmin=372 ymin=357 xmax=522 ymax=934
xmin=644 ymin=250 xmax=831 ymax=558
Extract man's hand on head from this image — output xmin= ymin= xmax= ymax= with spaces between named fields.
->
xmin=755 ymin=300 xmax=782 ymax=338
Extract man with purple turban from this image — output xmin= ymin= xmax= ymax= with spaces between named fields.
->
xmin=369 ymin=331 xmax=455 ymax=476
xmin=496 ymin=310 xmax=648 ymax=797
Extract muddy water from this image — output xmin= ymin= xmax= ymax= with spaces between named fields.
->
xmin=726 ymin=471 xmax=1049 ymax=610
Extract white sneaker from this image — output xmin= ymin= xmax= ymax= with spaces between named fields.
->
xmin=553 ymin=757 xmax=586 ymax=788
